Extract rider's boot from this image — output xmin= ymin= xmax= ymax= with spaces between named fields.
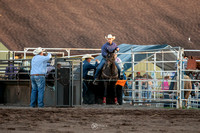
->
xmin=103 ymin=97 xmax=106 ymax=105
xmin=114 ymin=97 xmax=119 ymax=105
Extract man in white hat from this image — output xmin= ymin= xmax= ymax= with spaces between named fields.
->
xmin=30 ymin=47 xmax=52 ymax=108
xmin=93 ymin=34 xmax=121 ymax=84
xmin=83 ymin=54 xmax=99 ymax=79
xmin=82 ymin=54 xmax=99 ymax=98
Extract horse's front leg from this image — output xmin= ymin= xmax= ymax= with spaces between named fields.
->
xmin=185 ymin=100 xmax=188 ymax=108
xmin=103 ymin=81 xmax=108 ymax=104
xmin=113 ymin=82 xmax=119 ymax=105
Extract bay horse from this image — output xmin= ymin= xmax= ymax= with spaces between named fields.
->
xmin=100 ymin=51 xmax=119 ymax=105
xmin=173 ymin=75 xmax=192 ymax=108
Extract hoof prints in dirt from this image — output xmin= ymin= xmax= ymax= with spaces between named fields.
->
xmin=0 ymin=107 xmax=200 ymax=132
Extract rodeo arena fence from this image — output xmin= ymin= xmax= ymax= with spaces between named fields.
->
xmin=0 ymin=48 xmax=89 ymax=107
xmin=0 ymin=45 xmax=200 ymax=109
xmin=121 ymin=46 xmax=200 ymax=109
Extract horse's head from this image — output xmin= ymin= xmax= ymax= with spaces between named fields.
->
xmin=106 ymin=51 xmax=116 ymax=63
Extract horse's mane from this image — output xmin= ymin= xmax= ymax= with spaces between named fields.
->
xmin=101 ymin=52 xmax=118 ymax=79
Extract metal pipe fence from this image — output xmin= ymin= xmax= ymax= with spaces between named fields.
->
xmin=0 ymin=47 xmax=200 ymax=108
xmin=122 ymin=48 xmax=200 ymax=108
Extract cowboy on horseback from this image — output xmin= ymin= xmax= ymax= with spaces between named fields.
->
xmin=93 ymin=34 xmax=121 ymax=85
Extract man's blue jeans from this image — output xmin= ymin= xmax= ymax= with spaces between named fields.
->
xmin=30 ymin=76 xmax=45 ymax=107
xmin=94 ymin=58 xmax=121 ymax=79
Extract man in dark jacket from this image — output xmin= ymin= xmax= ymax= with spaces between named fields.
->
xmin=83 ymin=54 xmax=99 ymax=97
xmin=83 ymin=54 xmax=99 ymax=79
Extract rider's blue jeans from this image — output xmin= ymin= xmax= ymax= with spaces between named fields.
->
xmin=30 ymin=76 xmax=45 ymax=108
xmin=94 ymin=58 xmax=121 ymax=79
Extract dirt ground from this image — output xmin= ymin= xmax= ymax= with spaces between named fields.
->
xmin=0 ymin=105 xmax=200 ymax=133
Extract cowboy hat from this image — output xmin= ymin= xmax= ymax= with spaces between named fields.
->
xmin=82 ymin=54 xmax=94 ymax=59
xmin=105 ymin=34 xmax=115 ymax=40
xmin=33 ymin=47 xmax=45 ymax=55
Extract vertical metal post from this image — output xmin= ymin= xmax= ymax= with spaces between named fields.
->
xmin=80 ymin=59 xmax=83 ymax=105
xmin=180 ymin=48 xmax=184 ymax=108
xmin=55 ymin=57 xmax=58 ymax=106
xmin=161 ymin=50 xmax=164 ymax=106
xmin=146 ymin=51 xmax=148 ymax=102
xmin=176 ymin=50 xmax=180 ymax=108
xmin=153 ymin=53 xmax=156 ymax=100
xmin=177 ymin=47 xmax=182 ymax=108
xmin=24 ymin=48 xmax=27 ymax=59
xmin=12 ymin=51 xmax=14 ymax=59
xmin=71 ymin=61 xmax=74 ymax=107
xmin=8 ymin=51 xmax=10 ymax=60
xmin=131 ymin=47 xmax=135 ymax=103
xmin=66 ymin=49 xmax=70 ymax=58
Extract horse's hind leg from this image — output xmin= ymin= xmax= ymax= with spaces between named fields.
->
xmin=113 ymin=83 xmax=119 ymax=105
xmin=184 ymin=91 xmax=191 ymax=108
xmin=185 ymin=100 xmax=188 ymax=108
